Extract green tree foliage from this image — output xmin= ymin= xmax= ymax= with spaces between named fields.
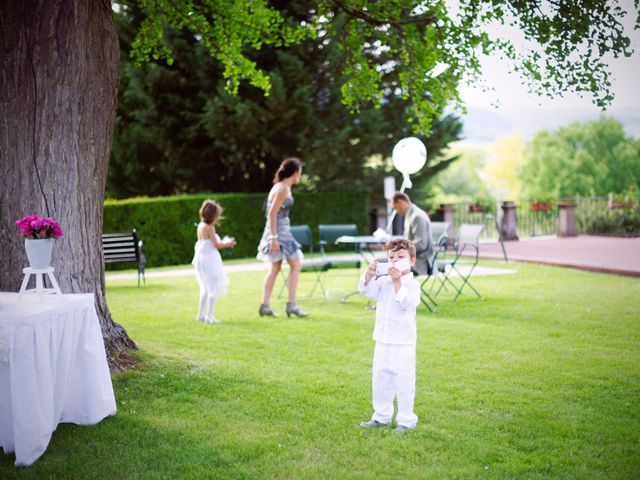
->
xmin=112 ymin=0 xmax=638 ymax=199
xmin=109 ymin=1 xmax=462 ymax=198
xmin=126 ymin=0 xmax=637 ymax=135
xmin=428 ymin=146 xmax=491 ymax=202
xmin=519 ymin=117 xmax=640 ymax=198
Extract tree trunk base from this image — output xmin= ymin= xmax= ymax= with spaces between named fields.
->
xmin=104 ymin=319 xmax=139 ymax=373
xmin=107 ymin=348 xmax=141 ymax=374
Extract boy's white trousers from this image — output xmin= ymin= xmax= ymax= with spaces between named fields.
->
xmin=370 ymin=342 xmax=418 ymax=428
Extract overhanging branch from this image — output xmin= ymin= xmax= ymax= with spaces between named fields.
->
xmin=332 ymin=0 xmax=435 ymax=27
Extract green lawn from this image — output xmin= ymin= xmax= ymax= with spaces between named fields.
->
xmin=2 ymin=262 xmax=639 ymax=479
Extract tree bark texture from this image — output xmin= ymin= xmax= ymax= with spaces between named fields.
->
xmin=0 ymin=0 xmax=137 ymax=369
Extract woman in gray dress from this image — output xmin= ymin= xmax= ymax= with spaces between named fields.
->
xmin=257 ymin=157 xmax=309 ymax=317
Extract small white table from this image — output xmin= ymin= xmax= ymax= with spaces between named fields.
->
xmin=335 ymin=235 xmax=404 ymax=263
xmin=0 ymin=293 xmax=116 ymax=466
xmin=18 ymin=267 xmax=62 ymax=299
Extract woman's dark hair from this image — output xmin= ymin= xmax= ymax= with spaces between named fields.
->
xmin=273 ymin=157 xmax=302 ymax=183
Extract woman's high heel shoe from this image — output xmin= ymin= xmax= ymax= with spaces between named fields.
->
xmin=285 ymin=302 xmax=309 ymax=318
xmin=259 ymin=304 xmax=278 ymax=317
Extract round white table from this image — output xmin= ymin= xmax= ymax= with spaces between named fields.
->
xmin=0 ymin=292 xmax=116 ymax=466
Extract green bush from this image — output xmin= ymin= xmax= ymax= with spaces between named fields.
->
xmin=576 ymin=191 xmax=640 ymax=235
xmin=104 ymin=191 xmax=369 ymax=268
xmin=579 ymin=207 xmax=640 ymax=235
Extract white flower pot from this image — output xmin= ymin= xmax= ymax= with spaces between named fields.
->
xmin=24 ymin=238 xmax=53 ymax=269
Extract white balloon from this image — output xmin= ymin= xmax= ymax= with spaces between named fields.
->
xmin=392 ymin=137 xmax=427 ymax=175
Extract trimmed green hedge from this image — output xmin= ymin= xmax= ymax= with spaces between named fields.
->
xmin=104 ymin=191 xmax=369 ymax=268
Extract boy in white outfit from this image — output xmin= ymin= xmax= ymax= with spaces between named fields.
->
xmin=358 ymin=238 xmax=421 ymax=432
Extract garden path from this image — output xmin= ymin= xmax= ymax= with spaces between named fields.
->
xmin=105 ymin=254 xmax=515 ymax=281
xmin=106 ymin=236 xmax=639 ymax=281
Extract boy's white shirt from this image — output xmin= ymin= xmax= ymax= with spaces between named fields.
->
xmin=358 ymin=271 xmax=421 ymax=345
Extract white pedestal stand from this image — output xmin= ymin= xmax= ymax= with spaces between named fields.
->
xmin=18 ymin=267 xmax=62 ymax=300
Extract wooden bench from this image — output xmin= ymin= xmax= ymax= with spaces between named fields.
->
xmin=102 ymin=229 xmax=146 ymax=286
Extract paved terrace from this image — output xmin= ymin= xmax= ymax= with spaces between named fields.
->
xmin=479 ymin=235 xmax=640 ymax=277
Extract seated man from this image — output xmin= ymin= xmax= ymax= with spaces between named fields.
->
xmin=391 ymin=192 xmax=433 ymax=275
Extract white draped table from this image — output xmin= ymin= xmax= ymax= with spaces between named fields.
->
xmin=0 ymin=292 xmax=116 ymax=466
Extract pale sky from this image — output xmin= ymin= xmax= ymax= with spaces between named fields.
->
xmin=457 ymin=1 xmax=640 ymax=144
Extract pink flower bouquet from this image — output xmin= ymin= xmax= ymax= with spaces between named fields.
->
xmin=15 ymin=214 xmax=64 ymax=239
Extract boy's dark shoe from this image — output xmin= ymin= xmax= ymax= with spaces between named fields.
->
xmin=394 ymin=425 xmax=416 ymax=433
xmin=360 ymin=419 xmax=389 ymax=428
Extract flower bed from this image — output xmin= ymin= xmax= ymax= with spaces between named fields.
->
xmin=530 ymin=202 xmax=553 ymax=211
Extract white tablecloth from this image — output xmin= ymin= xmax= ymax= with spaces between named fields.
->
xmin=0 ymin=292 xmax=116 ymax=466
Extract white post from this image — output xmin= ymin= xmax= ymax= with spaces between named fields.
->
xmin=384 ymin=176 xmax=396 ymax=232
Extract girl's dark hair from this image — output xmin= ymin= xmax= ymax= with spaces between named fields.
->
xmin=199 ymin=199 xmax=222 ymax=225
xmin=273 ymin=157 xmax=302 ymax=183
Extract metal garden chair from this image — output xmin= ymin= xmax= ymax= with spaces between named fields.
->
xmin=318 ymin=224 xmax=363 ymax=301
xmin=418 ymin=221 xmax=449 ymax=312
xmin=278 ymin=224 xmax=331 ymax=299
xmin=431 ymin=223 xmax=484 ymax=301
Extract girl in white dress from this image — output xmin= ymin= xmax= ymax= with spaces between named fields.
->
xmin=192 ymin=199 xmax=236 ymax=324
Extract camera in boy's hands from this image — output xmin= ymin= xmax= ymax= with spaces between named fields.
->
xmin=376 ymin=258 xmax=410 ymax=276
xmin=375 ymin=261 xmax=390 ymax=276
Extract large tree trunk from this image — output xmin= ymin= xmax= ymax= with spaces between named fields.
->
xmin=0 ymin=0 xmax=136 ymax=370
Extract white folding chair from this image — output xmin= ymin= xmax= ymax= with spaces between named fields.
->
xmin=432 ymin=223 xmax=484 ymax=301
xmin=418 ymin=221 xmax=449 ymax=312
